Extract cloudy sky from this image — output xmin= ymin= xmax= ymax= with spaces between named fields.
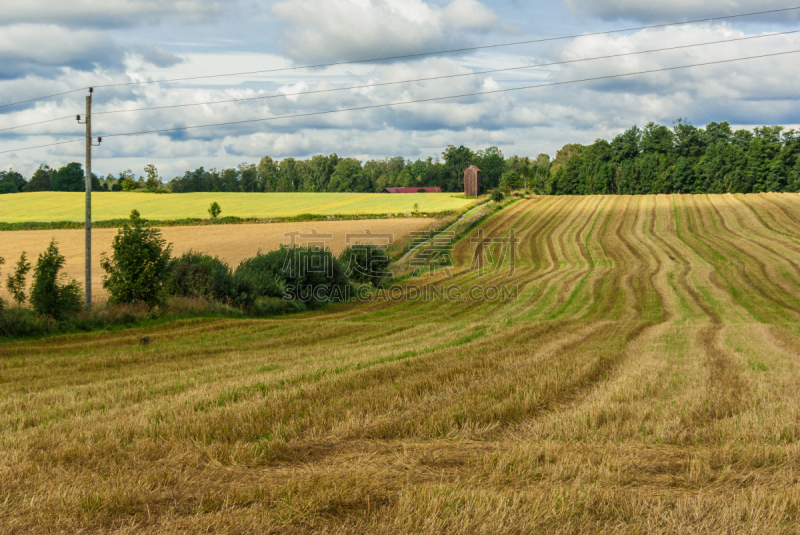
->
xmin=1 ymin=0 xmax=799 ymax=179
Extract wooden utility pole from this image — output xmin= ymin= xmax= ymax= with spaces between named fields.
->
xmin=84 ymin=88 xmax=93 ymax=311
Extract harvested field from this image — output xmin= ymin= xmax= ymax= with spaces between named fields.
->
xmin=3 ymin=193 xmax=800 ymax=533
xmin=0 ymin=191 xmax=472 ymax=222
xmin=0 ymin=218 xmax=437 ymax=301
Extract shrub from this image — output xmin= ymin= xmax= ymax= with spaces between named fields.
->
xmin=30 ymin=240 xmax=83 ymax=319
xmin=0 ymin=183 xmax=16 ymax=194
xmin=208 ymin=202 xmax=222 ymax=219
xmin=166 ymin=251 xmax=234 ymax=302
xmin=338 ymin=244 xmax=391 ymax=286
xmin=235 ymin=246 xmax=350 ymax=309
xmin=253 ymin=296 xmax=306 ymax=317
xmin=100 ymin=210 xmax=172 ymax=306
xmin=6 ymin=252 xmax=31 ymax=305
xmin=491 ymin=189 xmax=505 ymax=202
xmin=230 ymin=266 xmax=285 ymax=308
xmin=0 ymin=307 xmax=56 ymax=339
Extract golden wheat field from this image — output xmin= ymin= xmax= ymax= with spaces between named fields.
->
xmin=0 ymin=218 xmax=437 ymax=302
xmin=0 ymin=192 xmax=472 ymax=222
xmin=3 ymin=193 xmax=800 ymax=533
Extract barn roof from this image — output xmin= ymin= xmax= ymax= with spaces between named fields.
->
xmin=382 ymin=187 xmax=442 ymax=193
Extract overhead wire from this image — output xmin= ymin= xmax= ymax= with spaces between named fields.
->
xmin=0 ymin=5 xmax=799 ymax=110
xmin=3 ymin=28 xmax=799 ymax=132
xmin=2 ymin=48 xmax=798 ymax=154
xmin=88 ymin=29 xmax=800 ymax=117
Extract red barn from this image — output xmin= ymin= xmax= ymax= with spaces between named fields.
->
xmin=382 ymin=187 xmax=442 ymax=193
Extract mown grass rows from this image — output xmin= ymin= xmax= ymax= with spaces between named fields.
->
xmin=2 ymin=194 xmax=800 ymax=533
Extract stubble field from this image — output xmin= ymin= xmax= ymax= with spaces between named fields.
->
xmin=2 ymin=193 xmax=800 ymax=533
xmin=0 ymin=218 xmax=437 ymax=301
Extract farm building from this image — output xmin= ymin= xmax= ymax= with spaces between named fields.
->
xmin=382 ymin=187 xmax=442 ymax=193
xmin=464 ymin=165 xmax=481 ymax=197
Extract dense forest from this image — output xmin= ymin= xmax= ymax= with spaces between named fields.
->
xmin=2 ymin=119 xmax=798 ymax=195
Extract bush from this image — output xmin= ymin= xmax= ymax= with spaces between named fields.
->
xmin=0 ymin=183 xmax=17 ymax=194
xmin=491 ymin=189 xmax=505 ymax=202
xmin=230 ymin=266 xmax=285 ymax=308
xmin=235 ymin=246 xmax=350 ymax=309
xmin=100 ymin=210 xmax=172 ymax=306
xmin=253 ymin=296 xmax=306 ymax=317
xmin=0 ymin=307 xmax=57 ymax=339
xmin=338 ymin=244 xmax=391 ymax=286
xmin=0 ymin=256 xmax=4 ymax=310
xmin=30 ymin=240 xmax=83 ymax=319
xmin=166 ymin=251 xmax=234 ymax=302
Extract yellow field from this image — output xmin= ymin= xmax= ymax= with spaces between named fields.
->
xmin=0 ymin=192 xmax=472 ymax=222
xmin=3 ymin=193 xmax=800 ymax=533
xmin=0 ymin=218 xmax=437 ymax=301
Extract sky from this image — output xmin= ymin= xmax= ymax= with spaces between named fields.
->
xmin=1 ymin=0 xmax=799 ymax=180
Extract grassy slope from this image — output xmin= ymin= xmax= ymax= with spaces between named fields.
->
xmin=0 ymin=192 xmax=472 ymax=222
xmin=2 ymin=193 xmax=800 ymax=533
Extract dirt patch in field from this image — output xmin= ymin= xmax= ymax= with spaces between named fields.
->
xmin=0 ymin=219 xmax=436 ymax=301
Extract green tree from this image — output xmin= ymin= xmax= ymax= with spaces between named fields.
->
xmin=6 ymin=252 xmax=31 ymax=305
xmin=144 ymin=164 xmax=161 ymax=189
xmin=0 ymin=170 xmax=26 ymax=193
xmin=50 ymin=163 xmax=84 ymax=192
xmin=328 ymin=158 xmax=365 ymax=192
xmin=256 ymin=156 xmax=278 ymax=192
xmin=442 ymin=145 xmax=475 ymax=191
xmin=100 ymin=210 xmax=173 ymax=306
xmin=788 ymin=157 xmax=800 ymax=193
xmin=476 ymin=146 xmax=505 ymax=189
xmin=500 ymin=169 xmax=523 ymax=190
xmin=23 ymin=165 xmax=52 ymax=192
xmin=119 ymin=169 xmax=137 ymax=191
xmin=30 ymin=241 xmax=83 ymax=318
xmin=208 ymin=201 xmax=222 ymax=219
xmin=672 ymin=157 xmax=696 ymax=193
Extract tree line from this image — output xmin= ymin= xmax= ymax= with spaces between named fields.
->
xmin=2 ymin=119 xmax=799 ymax=195
xmin=550 ymin=120 xmax=800 ymax=195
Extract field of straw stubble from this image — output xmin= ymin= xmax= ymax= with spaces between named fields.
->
xmin=0 ymin=218 xmax=437 ymax=301
xmin=2 ymin=193 xmax=800 ymax=533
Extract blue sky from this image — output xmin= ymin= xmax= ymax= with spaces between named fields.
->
xmin=1 ymin=0 xmax=799 ymax=180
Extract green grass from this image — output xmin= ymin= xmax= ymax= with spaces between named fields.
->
xmin=0 ymin=192 xmax=472 ymax=223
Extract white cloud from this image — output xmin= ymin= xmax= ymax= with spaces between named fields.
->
xmin=0 ymin=25 xmax=119 ymax=65
xmin=564 ymin=0 xmax=800 ymax=23
xmin=2 ymin=1 xmax=800 ymax=180
xmin=0 ymin=0 xmax=221 ymax=28
xmin=270 ymin=0 xmax=500 ymax=62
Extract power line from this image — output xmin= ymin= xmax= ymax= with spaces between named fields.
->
xmin=0 ymin=139 xmax=82 ymax=154
xmin=100 ymin=49 xmax=800 ymax=138
xmin=5 ymin=28 xmax=799 ymax=132
xmin=1 ymin=5 xmax=799 ymax=111
xmin=2 ymin=48 xmax=798 ymax=155
xmin=88 ymin=29 xmax=800 ymax=117
xmin=0 ymin=114 xmax=76 ymax=133
xmin=0 ymin=88 xmax=87 ymax=111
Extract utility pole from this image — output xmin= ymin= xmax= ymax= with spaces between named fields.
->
xmin=85 ymin=89 xmax=92 ymax=311
xmin=78 ymin=88 xmax=100 ymax=312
